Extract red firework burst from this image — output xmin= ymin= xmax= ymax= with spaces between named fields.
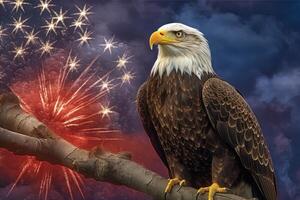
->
xmin=5 ymin=50 xmax=128 ymax=200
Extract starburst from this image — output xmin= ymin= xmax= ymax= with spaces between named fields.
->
xmin=10 ymin=16 xmax=29 ymax=34
xmin=39 ymin=40 xmax=54 ymax=56
xmin=10 ymin=0 xmax=29 ymax=12
xmin=116 ymin=53 xmax=131 ymax=69
xmin=53 ymin=8 xmax=69 ymax=26
xmin=76 ymin=29 xmax=92 ymax=46
xmin=42 ymin=19 xmax=59 ymax=36
xmin=74 ymin=4 xmax=93 ymax=21
xmin=24 ymin=29 xmax=39 ymax=45
xmin=70 ymin=19 xmax=87 ymax=31
xmin=121 ymin=71 xmax=134 ymax=84
xmin=67 ymin=56 xmax=80 ymax=71
xmin=12 ymin=44 xmax=27 ymax=60
xmin=0 ymin=26 xmax=7 ymax=40
xmin=100 ymin=37 xmax=117 ymax=54
xmin=99 ymin=105 xmax=113 ymax=118
xmin=99 ymin=78 xmax=114 ymax=92
xmin=0 ymin=0 xmax=8 ymax=8
xmin=35 ymin=0 xmax=53 ymax=14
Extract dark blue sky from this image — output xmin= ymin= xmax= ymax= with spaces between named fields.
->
xmin=0 ymin=0 xmax=299 ymax=199
xmin=89 ymin=1 xmax=299 ymax=199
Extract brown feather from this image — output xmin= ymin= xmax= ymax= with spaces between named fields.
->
xmin=137 ymin=72 xmax=277 ymax=200
xmin=203 ymin=78 xmax=277 ymax=200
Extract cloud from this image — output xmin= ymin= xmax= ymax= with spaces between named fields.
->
xmin=248 ymin=69 xmax=300 ymax=199
xmin=254 ymin=69 xmax=300 ymax=104
xmin=175 ymin=3 xmax=289 ymax=92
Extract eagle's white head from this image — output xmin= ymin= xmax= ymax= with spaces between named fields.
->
xmin=149 ymin=23 xmax=214 ymax=79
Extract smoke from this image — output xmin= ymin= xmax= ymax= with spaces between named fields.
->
xmin=248 ymin=69 xmax=300 ymax=199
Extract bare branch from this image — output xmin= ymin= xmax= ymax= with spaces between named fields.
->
xmin=0 ymin=91 xmax=251 ymax=200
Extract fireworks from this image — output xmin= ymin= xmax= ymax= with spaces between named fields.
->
xmin=67 ymin=56 xmax=80 ymax=71
xmin=116 ymin=53 xmax=131 ymax=69
xmin=25 ymin=29 xmax=39 ymax=45
xmin=53 ymin=8 xmax=69 ymax=26
xmin=39 ymin=40 xmax=55 ymax=56
xmin=0 ymin=1 xmax=136 ymax=200
xmin=71 ymin=18 xmax=87 ymax=31
xmin=76 ymin=29 xmax=93 ymax=46
xmin=42 ymin=18 xmax=60 ymax=35
xmin=10 ymin=16 xmax=29 ymax=34
xmin=35 ymin=0 xmax=53 ymax=14
xmin=121 ymin=71 xmax=135 ymax=84
xmin=99 ymin=78 xmax=114 ymax=91
xmin=12 ymin=44 xmax=27 ymax=60
xmin=10 ymin=0 xmax=29 ymax=12
xmin=74 ymin=4 xmax=93 ymax=21
xmin=100 ymin=36 xmax=117 ymax=54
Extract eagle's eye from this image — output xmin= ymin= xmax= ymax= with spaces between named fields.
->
xmin=175 ymin=31 xmax=184 ymax=38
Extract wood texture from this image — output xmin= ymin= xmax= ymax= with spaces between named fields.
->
xmin=0 ymin=91 xmax=253 ymax=200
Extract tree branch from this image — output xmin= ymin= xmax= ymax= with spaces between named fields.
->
xmin=0 ymin=91 xmax=252 ymax=200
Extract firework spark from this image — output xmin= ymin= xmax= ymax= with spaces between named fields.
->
xmin=39 ymin=40 xmax=55 ymax=56
xmin=25 ymin=29 xmax=39 ymax=45
xmin=100 ymin=36 xmax=117 ymax=54
xmin=10 ymin=16 xmax=29 ymax=34
xmin=53 ymin=8 xmax=69 ymax=26
xmin=99 ymin=104 xmax=114 ymax=118
xmin=35 ymin=0 xmax=53 ymax=14
xmin=67 ymin=55 xmax=80 ymax=71
xmin=12 ymin=44 xmax=27 ymax=60
xmin=74 ymin=4 xmax=93 ymax=21
xmin=99 ymin=78 xmax=114 ymax=92
xmin=76 ymin=29 xmax=93 ymax=46
xmin=116 ymin=53 xmax=131 ymax=69
xmin=42 ymin=18 xmax=60 ymax=35
xmin=121 ymin=71 xmax=135 ymax=84
xmin=10 ymin=0 xmax=29 ymax=12
xmin=0 ymin=0 xmax=7 ymax=8
xmin=71 ymin=18 xmax=87 ymax=31
xmin=0 ymin=26 xmax=7 ymax=39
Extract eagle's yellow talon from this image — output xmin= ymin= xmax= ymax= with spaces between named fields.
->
xmin=197 ymin=183 xmax=228 ymax=200
xmin=179 ymin=180 xmax=186 ymax=187
xmin=165 ymin=178 xmax=186 ymax=193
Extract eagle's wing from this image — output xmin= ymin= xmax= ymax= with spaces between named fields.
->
xmin=137 ymin=82 xmax=170 ymax=171
xmin=202 ymin=78 xmax=277 ymax=200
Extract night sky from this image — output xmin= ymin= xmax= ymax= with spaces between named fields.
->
xmin=0 ymin=0 xmax=300 ymax=200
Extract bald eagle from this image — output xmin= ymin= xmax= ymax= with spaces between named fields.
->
xmin=137 ymin=23 xmax=277 ymax=200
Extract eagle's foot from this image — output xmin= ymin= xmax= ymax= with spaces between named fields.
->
xmin=164 ymin=178 xmax=186 ymax=193
xmin=197 ymin=183 xmax=228 ymax=200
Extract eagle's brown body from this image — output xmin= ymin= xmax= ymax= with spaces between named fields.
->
xmin=137 ymin=71 xmax=277 ymax=200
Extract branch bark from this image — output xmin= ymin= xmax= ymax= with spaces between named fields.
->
xmin=0 ymin=91 xmax=252 ymax=200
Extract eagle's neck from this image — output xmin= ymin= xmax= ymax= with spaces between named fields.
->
xmin=151 ymin=45 xmax=214 ymax=79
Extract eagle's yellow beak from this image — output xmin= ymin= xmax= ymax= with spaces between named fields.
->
xmin=149 ymin=30 xmax=178 ymax=50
